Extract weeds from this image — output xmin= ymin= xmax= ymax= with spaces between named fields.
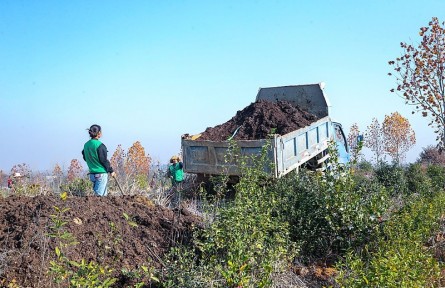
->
xmin=161 ymin=140 xmax=296 ymax=287
xmin=47 ymin=192 xmax=118 ymax=287
xmin=336 ymin=192 xmax=445 ymax=287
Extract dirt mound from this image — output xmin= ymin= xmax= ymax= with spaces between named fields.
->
xmin=196 ymin=100 xmax=318 ymax=141
xmin=0 ymin=195 xmax=201 ymax=287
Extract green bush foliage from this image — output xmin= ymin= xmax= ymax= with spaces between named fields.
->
xmin=405 ymin=163 xmax=433 ymax=196
xmin=60 ymin=177 xmax=91 ymax=196
xmin=337 ymin=192 xmax=445 ymax=287
xmin=161 ymin=142 xmax=296 ymax=287
xmin=374 ymin=162 xmax=408 ymax=196
xmin=426 ymin=164 xmax=445 ymax=192
xmin=161 ymin=246 xmax=212 ymax=288
xmin=272 ymin=146 xmax=390 ymax=260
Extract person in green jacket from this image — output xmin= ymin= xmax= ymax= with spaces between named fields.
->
xmin=82 ymin=124 xmax=116 ymax=196
xmin=167 ymin=155 xmax=184 ymax=207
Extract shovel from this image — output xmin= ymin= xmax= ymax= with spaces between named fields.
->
xmin=112 ymin=174 xmax=125 ymax=196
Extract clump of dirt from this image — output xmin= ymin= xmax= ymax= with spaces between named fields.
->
xmin=195 ymin=100 xmax=318 ymax=141
xmin=0 ymin=195 xmax=201 ymax=287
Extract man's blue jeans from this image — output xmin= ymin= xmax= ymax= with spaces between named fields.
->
xmin=89 ymin=173 xmax=108 ymax=196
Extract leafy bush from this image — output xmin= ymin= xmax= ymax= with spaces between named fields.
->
xmin=337 ymin=192 xmax=445 ymax=287
xmin=10 ymin=182 xmax=44 ymax=196
xmin=272 ymin=143 xmax=390 ymax=260
xmin=374 ymin=162 xmax=408 ymax=196
xmin=405 ymin=163 xmax=432 ymax=196
xmin=426 ymin=164 xmax=445 ymax=192
xmin=161 ymin=141 xmax=296 ymax=287
xmin=161 ymin=246 xmax=213 ymax=288
xmin=60 ymin=177 xmax=91 ymax=196
xmin=273 ymin=169 xmax=389 ymax=260
xmin=357 ymin=159 xmax=374 ymax=172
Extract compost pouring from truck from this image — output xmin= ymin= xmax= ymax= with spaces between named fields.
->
xmin=181 ymin=83 xmax=350 ymax=179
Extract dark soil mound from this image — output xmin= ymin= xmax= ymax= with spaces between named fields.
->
xmin=0 ymin=195 xmax=201 ymax=287
xmin=197 ymin=100 xmax=318 ymax=141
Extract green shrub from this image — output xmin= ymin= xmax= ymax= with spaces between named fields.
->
xmin=274 ymin=169 xmax=389 ymax=259
xmin=426 ymin=164 xmax=445 ymax=192
xmin=161 ymin=246 xmax=213 ymax=288
xmin=161 ymin=141 xmax=296 ymax=287
xmin=405 ymin=163 xmax=432 ymax=196
xmin=273 ymin=143 xmax=390 ymax=260
xmin=357 ymin=159 xmax=374 ymax=172
xmin=337 ymin=192 xmax=445 ymax=287
xmin=0 ymin=187 xmax=8 ymax=197
xmin=135 ymin=174 xmax=149 ymax=190
xmin=60 ymin=177 xmax=91 ymax=196
xmin=374 ymin=162 xmax=408 ymax=196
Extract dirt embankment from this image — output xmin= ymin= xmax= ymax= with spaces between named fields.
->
xmin=0 ymin=195 xmax=200 ymax=287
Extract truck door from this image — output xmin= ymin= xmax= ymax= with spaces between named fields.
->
xmin=333 ymin=122 xmax=350 ymax=165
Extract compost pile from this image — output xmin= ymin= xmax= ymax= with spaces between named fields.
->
xmin=196 ymin=100 xmax=318 ymax=141
xmin=0 ymin=195 xmax=200 ymax=287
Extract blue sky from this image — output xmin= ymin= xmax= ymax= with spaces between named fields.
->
xmin=0 ymin=1 xmax=444 ymax=172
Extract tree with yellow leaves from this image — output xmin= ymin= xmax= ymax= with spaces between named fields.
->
xmin=389 ymin=17 xmax=445 ymax=149
xmin=110 ymin=144 xmax=126 ymax=176
xmin=111 ymin=141 xmax=151 ymax=193
xmin=125 ymin=141 xmax=151 ymax=177
xmin=382 ymin=112 xmax=416 ymax=164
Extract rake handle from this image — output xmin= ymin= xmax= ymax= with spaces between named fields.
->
xmin=112 ymin=175 xmax=125 ymax=196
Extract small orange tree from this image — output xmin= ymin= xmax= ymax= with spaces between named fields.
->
xmin=110 ymin=144 xmax=126 ymax=176
xmin=67 ymin=159 xmax=83 ymax=182
xmin=125 ymin=141 xmax=150 ymax=177
xmin=389 ymin=17 xmax=445 ymax=149
xmin=382 ymin=112 xmax=416 ymax=164
xmin=364 ymin=118 xmax=385 ymax=164
xmin=111 ymin=141 xmax=151 ymax=193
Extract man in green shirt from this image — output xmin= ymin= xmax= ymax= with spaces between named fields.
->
xmin=82 ymin=124 xmax=116 ymax=196
xmin=167 ymin=155 xmax=184 ymax=207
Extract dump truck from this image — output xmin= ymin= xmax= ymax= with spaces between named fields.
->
xmin=181 ymin=83 xmax=350 ymax=179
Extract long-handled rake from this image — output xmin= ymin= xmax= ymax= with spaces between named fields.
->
xmin=113 ymin=175 xmax=125 ymax=196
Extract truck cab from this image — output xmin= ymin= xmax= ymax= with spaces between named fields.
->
xmin=333 ymin=122 xmax=350 ymax=165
